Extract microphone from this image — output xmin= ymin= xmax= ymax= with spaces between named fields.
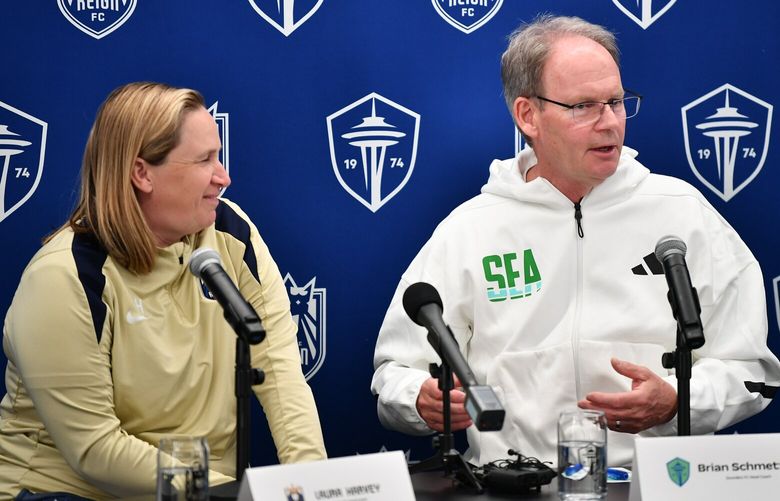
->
xmin=403 ymin=282 xmax=505 ymax=431
xmin=654 ymin=236 xmax=705 ymax=349
xmin=189 ymin=248 xmax=265 ymax=345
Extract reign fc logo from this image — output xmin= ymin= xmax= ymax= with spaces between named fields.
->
xmin=0 ymin=100 xmax=47 ymax=223
xmin=57 ymin=0 xmax=137 ymax=39
xmin=432 ymin=0 xmax=503 ymax=34
xmin=611 ymin=0 xmax=677 ymax=30
xmin=327 ymin=93 xmax=420 ymax=212
xmin=207 ymin=102 xmax=230 ymax=195
xmin=681 ymin=84 xmax=773 ymax=201
xmin=247 ymin=0 xmax=323 ymax=37
xmin=284 ymin=274 xmax=326 ymax=381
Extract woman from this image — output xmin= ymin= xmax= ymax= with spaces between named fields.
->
xmin=0 ymin=82 xmax=326 ymax=499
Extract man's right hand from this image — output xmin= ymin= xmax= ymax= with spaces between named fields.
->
xmin=416 ymin=376 xmax=473 ymax=432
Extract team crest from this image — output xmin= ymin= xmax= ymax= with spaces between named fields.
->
xmin=773 ymin=276 xmax=780 ymax=333
xmin=431 ymin=0 xmax=503 ymax=34
xmin=57 ymin=0 xmax=137 ymax=39
xmin=208 ymin=102 xmax=230 ymax=195
xmin=247 ymin=0 xmax=323 ymax=37
xmin=681 ymin=84 xmax=772 ymax=201
xmin=284 ymin=274 xmax=326 ymax=380
xmin=0 ymin=100 xmax=47 ymax=223
xmin=326 ymin=93 xmax=420 ymax=212
xmin=514 ymin=127 xmax=528 ymax=155
xmin=283 ymin=484 xmax=305 ymax=501
xmin=666 ymin=457 xmax=690 ymax=487
xmin=611 ymin=0 xmax=676 ymax=30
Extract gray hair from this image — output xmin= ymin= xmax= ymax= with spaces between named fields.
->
xmin=501 ymin=14 xmax=620 ymax=145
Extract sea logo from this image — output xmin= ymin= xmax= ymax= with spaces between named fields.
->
xmin=482 ymin=250 xmax=542 ymax=302
xmin=681 ymin=84 xmax=772 ymax=202
xmin=284 ymin=273 xmax=326 ymax=380
xmin=0 ymin=100 xmax=47 ymax=223
xmin=611 ymin=0 xmax=677 ymax=30
xmin=431 ymin=0 xmax=503 ymax=34
xmin=327 ymin=93 xmax=420 ymax=213
xmin=57 ymin=0 xmax=137 ymax=39
xmin=247 ymin=0 xmax=323 ymax=37
xmin=208 ymin=102 xmax=230 ymax=195
xmin=666 ymin=457 xmax=690 ymax=487
xmin=284 ymin=484 xmax=305 ymax=501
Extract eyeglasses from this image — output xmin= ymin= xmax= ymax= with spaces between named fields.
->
xmin=534 ymin=91 xmax=642 ymax=123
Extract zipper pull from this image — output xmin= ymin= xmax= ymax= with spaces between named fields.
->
xmin=574 ymin=200 xmax=584 ymax=238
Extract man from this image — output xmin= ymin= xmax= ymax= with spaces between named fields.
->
xmin=371 ymin=15 xmax=780 ymax=467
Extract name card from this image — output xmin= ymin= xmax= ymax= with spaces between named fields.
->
xmin=238 ymin=450 xmax=415 ymax=501
xmin=629 ymin=433 xmax=780 ymax=500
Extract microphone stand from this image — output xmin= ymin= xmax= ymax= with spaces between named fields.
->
xmin=235 ymin=336 xmax=265 ymax=480
xmin=409 ymin=337 xmax=483 ymax=493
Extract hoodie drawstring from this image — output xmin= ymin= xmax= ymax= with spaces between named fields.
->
xmin=574 ymin=200 xmax=584 ymax=238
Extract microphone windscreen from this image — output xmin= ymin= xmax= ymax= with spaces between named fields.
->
xmin=402 ymin=282 xmax=443 ymax=326
xmin=188 ymin=247 xmax=222 ymax=279
xmin=655 ymin=236 xmax=687 ymax=262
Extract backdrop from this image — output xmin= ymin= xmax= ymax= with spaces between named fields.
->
xmin=1 ymin=1 xmax=778 ymax=467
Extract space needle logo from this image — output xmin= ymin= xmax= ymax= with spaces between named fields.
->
xmin=247 ymin=0 xmax=323 ymax=37
xmin=681 ymin=84 xmax=772 ymax=202
xmin=611 ymin=0 xmax=676 ymax=30
xmin=0 ymin=100 xmax=47 ymax=223
xmin=327 ymin=93 xmax=420 ymax=212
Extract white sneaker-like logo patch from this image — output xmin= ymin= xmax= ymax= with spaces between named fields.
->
xmin=126 ymin=297 xmax=148 ymax=324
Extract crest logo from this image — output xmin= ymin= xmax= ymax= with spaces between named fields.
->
xmin=773 ymin=276 xmax=780 ymax=333
xmin=611 ymin=0 xmax=676 ymax=30
xmin=57 ymin=0 xmax=137 ymax=39
xmin=514 ymin=127 xmax=528 ymax=155
xmin=0 ymin=101 xmax=47 ymax=223
xmin=284 ymin=274 xmax=326 ymax=380
xmin=666 ymin=457 xmax=690 ymax=487
xmin=283 ymin=484 xmax=305 ymax=501
xmin=208 ymin=102 xmax=230 ymax=195
xmin=247 ymin=0 xmax=323 ymax=37
xmin=327 ymin=93 xmax=420 ymax=212
xmin=431 ymin=0 xmax=503 ymax=34
xmin=682 ymin=84 xmax=772 ymax=202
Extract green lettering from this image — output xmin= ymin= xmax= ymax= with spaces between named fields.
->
xmin=482 ymin=255 xmax=505 ymax=289
xmin=523 ymin=249 xmax=541 ymax=284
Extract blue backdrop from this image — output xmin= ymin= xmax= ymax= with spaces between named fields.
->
xmin=1 ymin=1 xmax=778 ymax=467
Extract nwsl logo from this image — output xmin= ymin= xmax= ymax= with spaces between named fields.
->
xmin=208 ymin=102 xmax=230 ymax=195
xmin=247 ymin=0 xmax=323 ymax=36
xmin=57 ymin=0 xmax=137 ymax=39
xmin=611 ymin=0 xmax=677 ymax=30
xmin=432 ymin=0 xmax=503 ymax=34
xmin=681 ymin=84 xmax=772 ymax=201
xmin=284 ymin=274 xmax=326 ymax=381
xmin=327 ymin=93 xmax=420 ymax=212
xmin=0 ymin=100 xmax=47 ymax=223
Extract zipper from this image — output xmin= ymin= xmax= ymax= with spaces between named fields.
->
xmin=572 ymin=199 xmax=585 ymax=401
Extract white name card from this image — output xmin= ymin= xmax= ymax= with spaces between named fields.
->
xmin=629 ymin=433 xmax=780 ymax=500
xmin=238 ymin=450 xmax=416 ymax=501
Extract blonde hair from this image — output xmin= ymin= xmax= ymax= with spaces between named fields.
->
xmin=50 ymin=82 xmax=205 ymax=274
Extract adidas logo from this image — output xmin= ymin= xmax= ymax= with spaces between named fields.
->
xmin=632 ymin=252 xmax=664 ymax=275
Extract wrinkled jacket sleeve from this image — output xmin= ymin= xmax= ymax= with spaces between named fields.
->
xmin=228 ymin=201 xmax=327 ymax=463
xmin=648 ymin=204 xmax=780 ymax=436
xmin=5 ymin=254 xmax=234 ymax=498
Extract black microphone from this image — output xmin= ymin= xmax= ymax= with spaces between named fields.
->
xmin=402 ymin=282 xmax=505 ymax=431
xmin=189 ymin=248 xmax=265 ymax=345
xmin=654 ymin=236 xmax=705 ymax=349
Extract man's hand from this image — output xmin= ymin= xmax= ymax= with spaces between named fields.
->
xmin=578 ymin=358 xmax=677 ymax=433
xmin=416 ymin=376 xmax=473 ymax=432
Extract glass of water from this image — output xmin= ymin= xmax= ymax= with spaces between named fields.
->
xmin=157 ymin=436 xmax=209 ymax=501
xmin=557 ymin=409 xmax=607 ymax=500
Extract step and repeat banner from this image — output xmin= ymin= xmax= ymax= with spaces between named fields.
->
xmin=1 ymin=1 xmax=778 ymax=465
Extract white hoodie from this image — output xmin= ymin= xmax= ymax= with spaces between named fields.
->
xmin=371 ymin=146 xmax=780 ymax=466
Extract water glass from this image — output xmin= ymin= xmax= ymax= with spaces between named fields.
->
xmin=557 ymin=410 xmax=607 ymax=500
xmin=156 ymin=436 xmax=209 ymax=501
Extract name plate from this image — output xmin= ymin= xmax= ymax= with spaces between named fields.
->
xmin=238 ymin=450 xmax=415 ymax=500
xmin=629 ymin=433 xmax=780 ymax=500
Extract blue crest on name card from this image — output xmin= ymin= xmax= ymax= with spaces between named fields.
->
xmin=681 ymin=84 xmax=773 ymax=202
xmin=431 ymin=0 xmax=503 ymax=34
xmin=57 ymin=0 xmax=137 ymax=39
xmin=208 ymin=102 xmax=230 ymax=195
xmin=666 ymin=457 xmax=690 ymax=487
xmin=284 ymin=274 xmax=326 ymax=380
xmin=611 ymin=0 xmax=676 ymax=29
xmin=326 ymin=93 xmax=420 ymax=213
xmin=0 ymin=100 xmax=47 ymax=223
xmin=247 ymin=0 xmax=323 ymax=37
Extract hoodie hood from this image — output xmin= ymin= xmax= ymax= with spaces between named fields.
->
xmin=480 ymin=146 xmax=649 ymax=209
